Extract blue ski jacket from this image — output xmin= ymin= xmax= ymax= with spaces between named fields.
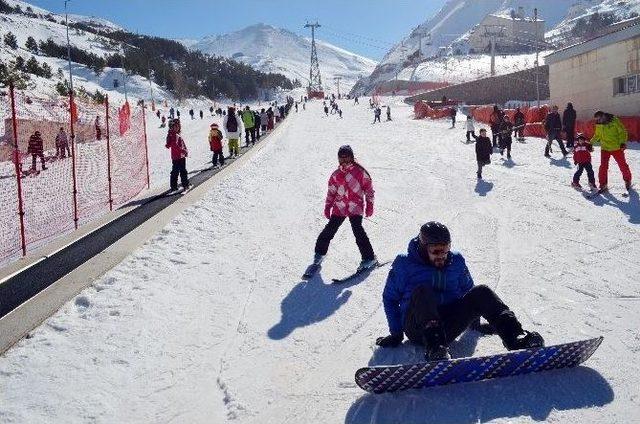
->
xmin=382 ymin=238 xmax=474 ymax=335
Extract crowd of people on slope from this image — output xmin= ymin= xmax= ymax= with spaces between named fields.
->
xmin=463 ymin=103 xmax=632 ymax=192
xmin=163 ymin=98 xmax=297 ymax=192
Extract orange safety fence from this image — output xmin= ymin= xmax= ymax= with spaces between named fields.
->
xmin=0 ymin=84 xmax=149 ymax=265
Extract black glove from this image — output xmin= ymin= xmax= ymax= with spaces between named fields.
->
xmin=375 ymin=333 xmax=403 ymax=347
xmin=621 ymin=143 xmax=627 ymax=150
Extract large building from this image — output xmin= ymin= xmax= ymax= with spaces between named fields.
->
xmin=545 ymin=21 xmax=640 ymax=120
xmin=468 ymin=8 xmax=545 ymax=54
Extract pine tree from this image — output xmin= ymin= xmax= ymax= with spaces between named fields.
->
xmin=41 ymin=62 xmax=52 ymax=78
xmin=26 ymin=56 xmax=42 ymax=75
xmin=25 ymin=36 xmax=38 ymax=53
xmin=4 ymin=32 xmax=18 ymax=49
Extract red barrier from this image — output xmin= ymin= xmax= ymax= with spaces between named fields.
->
xmin=0 ymin=86 xmax=149 ymax=265
xmin=523 ymin=123 xmax=546 ymax=138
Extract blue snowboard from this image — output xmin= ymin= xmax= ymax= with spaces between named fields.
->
xmin=355 ymin=336 xmax=603 ymax=393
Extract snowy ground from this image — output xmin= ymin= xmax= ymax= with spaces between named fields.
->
xmin=0 ymin=97 xmax=638 ymax=423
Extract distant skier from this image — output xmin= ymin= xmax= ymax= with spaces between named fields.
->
xmin=308 ymin=145 xmax=377 ymax=273
xmin=169 ymin=107 xmax=175 ymax=119
xmin=55 ymin=127 xmax=70 ymax=158
xmin=375 ymin=221 xmax=544 ymax=361
xmin=354 ymin=96 xmax=359 ymax=105
xmin=28 ymin=130 xmax=46 ymax=171
xmin=498 ymin=115 xmax=514 ymax=159
xmin=199 ymin=110 xmax=204 ymax=120
xmin=324 ymin=104 xmax=329 ymax=117
xmin=465 ymin=115 xmax=477 ymax=143
xmin=95 ymin=116 xmax=102 ymax=140
xmin=475 ymin=128 xmax=492 ymax=180
xmin=176 ymin=109 xmax=181 ymax=119
xmin=224 ymin=106 xmax=242 ymax=157
xmin=165 ymin=119 xmax=189 ymax=191
xmin=591 ymin=110 xmax=632 ymax=191
xmin=208 ymin=123 xmax=225 ymax=167
xmin=267 ymin=107 xmax=274 ymax=130
xmin=241 ymin=106 xmax=255 ymax=146
xmin=373 ymin=107 xmax=381 ymax=123
xmin=160 ymin=116 xmax=166 ymax=128
xmin=544 ymin=105 xmax=568 ymax=158
xmin=260 ymin=108 xmax=268 ymax=132
xmin=253 ymin=110 xmax=262 ymax=141
xmin=189 ymin=109 xmax=194 ymax=120
xmin=386 ymin=105 xmax=392 ymax=121
xmin=571 ymin=133 xmax=596 ymax=190
xmin=449 ymin=106 xmax=457 ymax=128
xmin=338 ymin=109 xmax=343 ymax=118
xmin=563 ymin=103 xmax=577 ymax=149
xmin=514 ymin=107 xmax=525 ymax=142
xmin=295 ymin=102 xmax=299 ymax=113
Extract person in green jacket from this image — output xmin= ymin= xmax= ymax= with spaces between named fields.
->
xmin=241 ymin=106 xmax=256 ymax=146
xmin=590 ymin=111 xmax=632 ymax=191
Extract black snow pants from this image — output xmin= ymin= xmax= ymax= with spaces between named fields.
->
xmin=314 ymin=215 xmax=375 ymax=261
xmin=170 ymin=158 xmax=189 ymax=190
xmin=403 ymin=284 xmax=523 ymax=346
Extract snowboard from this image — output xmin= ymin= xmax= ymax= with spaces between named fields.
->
xmin=355 ymin=336 xmax=603 ymax=394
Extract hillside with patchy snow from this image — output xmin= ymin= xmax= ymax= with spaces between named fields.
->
xmin=188 ymin=23 xmax=377 ymax=92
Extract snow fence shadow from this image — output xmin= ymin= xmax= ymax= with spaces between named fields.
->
xmin=267 ymin=270 xmax=374 ymax=340
xmin=345 ymin=366 xmax=613 ymax=423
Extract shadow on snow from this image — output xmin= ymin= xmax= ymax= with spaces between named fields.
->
xmin=588 ymin=189 xmax=640 ymax=224
xmin=267 ymin=267 xmax=376 ymax=340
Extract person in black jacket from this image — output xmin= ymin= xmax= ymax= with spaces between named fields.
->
xmin=514 ymin=107 xmax=525 ymax=142
xmin=544 ymin=105 xmax=568 ymax=157
xmin=253 ymin=110 xmax=262 ymax=141
xmin=475 ymin=129 xmax=493 ymax=179
xmin=498 ymin=115 xmax=514 ymax=159
xmin=562 ymin=102 xmax=577 ymax=149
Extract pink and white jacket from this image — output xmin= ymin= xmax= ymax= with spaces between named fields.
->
xmin=324 ymin=163 xmax=374 ymax=217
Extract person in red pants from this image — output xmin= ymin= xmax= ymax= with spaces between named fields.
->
xmin=590 ymin=111 xmax=632 ymax=191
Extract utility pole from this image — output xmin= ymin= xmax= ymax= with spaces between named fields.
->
xmin=484 ymin=25 xmax=505 ymax=76
xmin=120 ymin=53 xmax=128 ymax=103
xmin=304 ymin=21 xmax=323 ymax=94
xmin=334 ymin=76 xmax=341 ymax=97
xmin=534 ymin=7 xmax=541 ymax=107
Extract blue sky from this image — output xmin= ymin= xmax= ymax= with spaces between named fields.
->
xmin=27 ymin=0 xmax=447 ymax=60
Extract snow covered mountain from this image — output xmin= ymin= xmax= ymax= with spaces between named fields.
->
xmin=353 ymin=0 xmax=640 ymax=94
xmin=187 ymin=23 xmax=377 ymax=92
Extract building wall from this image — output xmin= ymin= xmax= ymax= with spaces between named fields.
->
xmin=549 ymin=35 xmax=640 ymax=120
xmin=404 ymin=65 xmax=549 ymax=106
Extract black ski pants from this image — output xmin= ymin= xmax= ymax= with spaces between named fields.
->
xmin=170 ymin=158 xmax=189 ymax=190
xmin=466 ymin=131 xmax=476 ymax=142
xmin=491 ymin=126 xmax=499 ymax=147
xmin=31 ymin=153 xmax=45 ymax=170
xmin=212 ymin=150 xmax=225 ymax=167
xmin=573 ymin=162 xmax=595 ymax=185
xmin=565 ymin=127 xmax=575 ymax=148
xmin=545 ymin=130 xmax=568 ymax=156
xmin=403 ymin=284 xmax=521 ymax=346
xmin=314 ymin=215 xmax=375 ymax=261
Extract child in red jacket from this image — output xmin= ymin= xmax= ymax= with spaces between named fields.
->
xmin=209 ymin=123 xmax=224 ymax=167
xmin=165 ymin=119 xmax=189 ymax=191
xmin=572 ymin=133 xmax=596 ymax=190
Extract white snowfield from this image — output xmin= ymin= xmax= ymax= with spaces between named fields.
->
xmin=1 ymin=98 xmax=639 ymax=423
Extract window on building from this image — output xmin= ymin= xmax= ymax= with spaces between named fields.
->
xmin=628 ymin=75 xmax=637 ymax=93
xmin=614 ymin=77 xmax=626 ymax=95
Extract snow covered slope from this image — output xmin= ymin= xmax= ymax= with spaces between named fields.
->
xmin=0 ymin=99 xmax=637 ymax=423
xmin=188 ymin=23 xmax=377 ymax=92
xmin=355 ymin=0 xmax=640 ymax=94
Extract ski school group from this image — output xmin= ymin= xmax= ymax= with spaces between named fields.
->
xmin=461 ymin=103 xmax=632 ymax=195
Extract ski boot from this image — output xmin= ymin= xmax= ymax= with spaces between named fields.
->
xmin=625 ymin=180 xmax=633 ymax=190
xmin=423 ymin=323 xmax=451 ymax=361
xmin=502 ymin=330 xmax=545 ymax=351
xmin=571 ymin=181 xmax=582 ymax=189
xmin=357 ymin=257 xmax=378 ymax=273
xmin=302 ymin=254 xmax=324 ymax=279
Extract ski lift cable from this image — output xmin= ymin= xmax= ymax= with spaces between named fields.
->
xmin=318 ymin=28 xmax=390 ymax=50
xmin=321 ymin=24 xmax=396 ymax=47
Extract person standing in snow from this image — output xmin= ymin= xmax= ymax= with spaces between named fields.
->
xmin=28 ymin=130 xmax=46 ymax=171
xmin=571 ymin=133 xmax=596 ymax=190
xmin=489 ymin=105 xmax=502 ymax=148
xmin=514 ymin=107 xmax=525 ymax=142
xmin=266 ymin=107 xmax=275 ymax=131
xmin=295 ymin=102 xmax=299 ymax=113
xmin=375 ymin=221 xmax=544 ymax=361
xmin=260 ymin=108 xmax=268 ymax=133
xmin=208 ymin=123 xmax=225 ymax=167
xmin=475 ymin=128 xmax=492 ymax=180
xmin=199 ymin=110 xmax=204 ymax=120
xmin=55 ymin=127 xmax=70 ymax=158
xmin=189 ymin=109 xmax=194 ymax=120
xmin=465 ymin=115 xmax=477 ymax=143
xmin=324 ymin=103 xmax=329 ymax=117
xmin=544 ymin=105 xmax=568 ymax=158
xmin=449 ymin=107 xmax=457 ymax=128
xmin=241 ymin=106 xmax=255 ymax=146
xmin=590 ymin=110 xmax=632 ymax=191
xmin=562 ymin=103 xmax=577 ymax=149
xmin=224 ymin=106 xmax=242 ymax=157
xmin=253 ymin=110 xmax=262 ymax=141
xmin=386 ymin=105 xmax=392 ymax=121
xmin=498 ymin=115 xmax=514 ymax=159
xmin=169 ymin=107 xmax=175 ymax=119
xmin=165 ymin=119 xmax=189 ymax=191
xmin=373 ymin=107 xmax=381 ymax=123
xmin=310 ymin=145 xmax=377 ymax=272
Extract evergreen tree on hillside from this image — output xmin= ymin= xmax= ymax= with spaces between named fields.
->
xmin=4 ymin=32 xmax=17 ymax=49
xmin=25 ymin=36 xmax=38 ymax=53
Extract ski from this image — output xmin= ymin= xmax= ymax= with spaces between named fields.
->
xmin=180 ymin=186 xmax=192 ymax=195
xmin=331 ymin=260 xmax=391 ymax=284
xmin=355 ymin=336 xmax=603 ymax=393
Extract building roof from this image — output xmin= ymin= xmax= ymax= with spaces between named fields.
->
xmin=546 ymin=21 xmax=640 ymax=64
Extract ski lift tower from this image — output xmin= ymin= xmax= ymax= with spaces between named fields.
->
xmin=305 ymin=21 xmax=324 ymax=99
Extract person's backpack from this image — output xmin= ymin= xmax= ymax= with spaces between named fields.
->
xmin=226 ymin=115 xmax=238 ymax=132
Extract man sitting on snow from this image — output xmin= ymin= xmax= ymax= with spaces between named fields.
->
xmin=376 ymin=221 xmax=544 ymax=361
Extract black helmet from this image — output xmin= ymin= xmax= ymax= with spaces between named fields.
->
xmin=419 ymin=221 xmax=451 ymax=245
xmin=338 ymin=145 xmax=353 ymax=158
